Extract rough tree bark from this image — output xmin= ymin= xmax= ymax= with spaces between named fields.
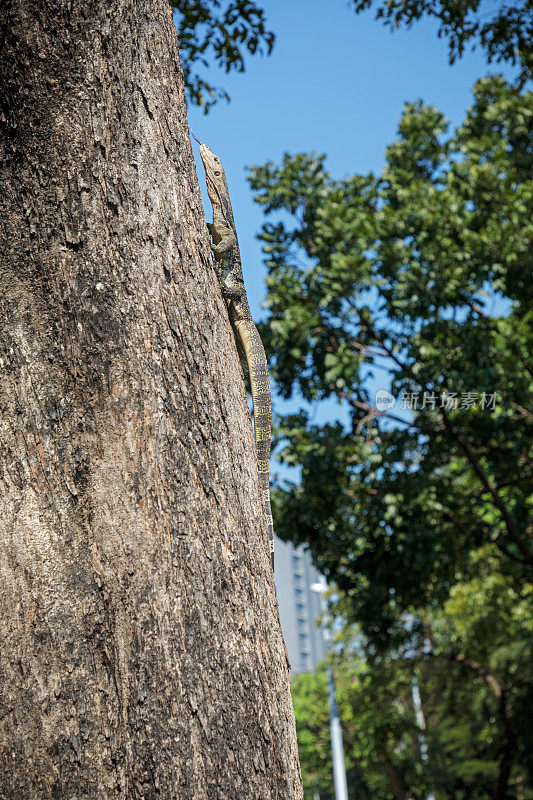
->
xmin=0 ymin=0 xmax=303 ymax=797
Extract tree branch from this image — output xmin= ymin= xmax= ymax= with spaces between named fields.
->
xmin=439 ymin=408 xmax=533 ymax=565
xmin=439 ymin=651 xmax=503 ymax=699
xmin=331 ymin=304 xmax=532 ymax=564
xmin=462 ymin=297 xmax=533 ymax=381
xmin=335 ymin=390 xmax=420 ymax=430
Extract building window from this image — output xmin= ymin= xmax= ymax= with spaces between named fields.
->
xmin=292 ymin=556 xmax=303 ymax=576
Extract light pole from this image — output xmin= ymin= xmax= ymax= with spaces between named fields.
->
xmin=311 ymin=577 xmax=350 ymax=800
xmin=411 ymin=677 xmax=435 ymax=800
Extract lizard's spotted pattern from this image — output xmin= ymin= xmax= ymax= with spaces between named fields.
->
xmin=198 ymin=142 xmax=275 ymax=569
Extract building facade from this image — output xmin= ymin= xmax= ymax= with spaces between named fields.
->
xmin=274 ymin=536 xmax=327 ymax=674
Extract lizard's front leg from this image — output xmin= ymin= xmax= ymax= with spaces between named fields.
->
xmin=211 ymin=231 xmax=237 ymax=259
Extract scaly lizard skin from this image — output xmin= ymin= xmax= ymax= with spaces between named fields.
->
xmin=198 ymin=142 xmax=275 ymax=569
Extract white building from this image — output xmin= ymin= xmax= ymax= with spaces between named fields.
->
xmin=274 ymin=536 xmax=327 ymax=674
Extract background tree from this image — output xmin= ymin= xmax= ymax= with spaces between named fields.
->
xmin=170 ymin=0 xmax=533 ymax=106
xmin=171 ymin=0 xmax=274 ymax=109
xmin=249 ymin=74 xmax=532 ymax=797
xmin=0 ymin=0 xmax=300 ymax=796
xmin=250 ymin=76 xmax=532 ymax=618
xmin=350 ymin=0 xmax=532 ymax=88
xmin=293 ymin=555 xmax=532 ymax=799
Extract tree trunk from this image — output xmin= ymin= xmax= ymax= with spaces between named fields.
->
xmin=494 ymin=692 xmax=517 ymax=800
xmin=0 ymin=1 xmax=303 ymax=797
xmin=382 ymin=748 xmax=406 ymax=800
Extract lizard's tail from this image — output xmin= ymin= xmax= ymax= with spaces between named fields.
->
xmin=232 ymin=317 xmax=275 ymax=569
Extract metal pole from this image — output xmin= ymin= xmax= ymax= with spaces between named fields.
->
xmin=411 ymin=677 xmax=435 ymax=800
xmin=326 ymin=664 xmax=349 ymax=800
xmin=311 ymin=578 xmax=349 ymax=800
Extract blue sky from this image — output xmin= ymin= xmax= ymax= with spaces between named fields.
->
xmin=185 ymin=0 xmax=516 ymax=432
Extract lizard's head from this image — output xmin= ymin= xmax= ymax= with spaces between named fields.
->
xmin=199 ymin=144 xmax=226 ymax=206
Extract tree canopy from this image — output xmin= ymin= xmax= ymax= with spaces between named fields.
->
xmin=172 ymin=0 xmax=532 ymax=110
xmin=249 ymin=75 xmax=532 ymax=796
xmin=249 ymin=75 xmax=532 ymax=644
xmin=351 ymin=0 xmax=533 ymax=87
xmin=293 ymin=550 xmax=532 ymax=799
xmin=172 ymin=0 xmax=274 ymax=109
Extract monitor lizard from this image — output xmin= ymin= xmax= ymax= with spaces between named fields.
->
xmin=197 ymin=140 xmax=275 ymax=570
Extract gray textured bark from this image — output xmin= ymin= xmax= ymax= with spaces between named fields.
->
xmin=0 ymin=1 xmax=303 ymax=797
